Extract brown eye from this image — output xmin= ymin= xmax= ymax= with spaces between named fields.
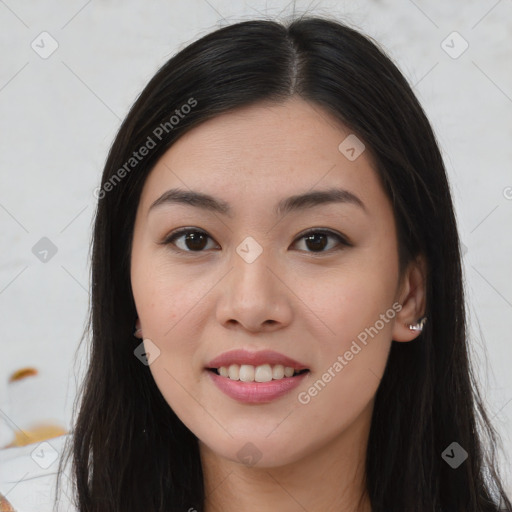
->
xmin=161 ymin=227 xmax=350 ymax=255
xmin=303 ymin=232 xmax=329 ymax=251
xmin=163 ymin=229 xmax=218 ymax=252
xmin=293 ymin=229 xmax=350 ymax=253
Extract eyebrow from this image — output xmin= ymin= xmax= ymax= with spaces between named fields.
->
xmin=148 ymin=187 xmax=367 ymax=218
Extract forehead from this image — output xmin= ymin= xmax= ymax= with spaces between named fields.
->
xmin=138 ymin=97 xmax=387 ymax=218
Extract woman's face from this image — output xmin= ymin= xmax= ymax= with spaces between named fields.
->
xmin=130 ymin=96 xmax=420 ymax=467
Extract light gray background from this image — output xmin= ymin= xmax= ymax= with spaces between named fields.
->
xmin=1 ymin=0 xmax=511 ymax=495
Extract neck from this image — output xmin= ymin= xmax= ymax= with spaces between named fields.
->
xmin=200 ymin=401 xmax=373 ymax=512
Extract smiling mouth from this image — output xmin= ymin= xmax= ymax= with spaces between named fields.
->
xmin=207 ymin=364 xmax=309 ymax=383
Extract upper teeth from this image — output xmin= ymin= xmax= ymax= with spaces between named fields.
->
xmin=217 ymin=364 xmax=301 ymax=382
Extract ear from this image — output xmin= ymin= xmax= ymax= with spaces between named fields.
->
xmin=392 ymin=254 xmax=427 ymax=342
xmin=134 ymin=317 xmax=143 ymax=339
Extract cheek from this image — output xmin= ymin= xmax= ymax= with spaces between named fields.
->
xmin=320 ymin=247 xmax=398 ymax=338
xmin=132 ymin=264 xmax=207 ymax=412
xmin=296 ymin=275 xmax=397 ymax=435
xmin=132 ymin=245 xmax=202 ymax=336
xmin=312 ymin=278 xmax=395 ymax=384
xmin=130 ymin=248 xmax=205 ymax=386
xmin=309 ymin=237 xmax=399 ymax=384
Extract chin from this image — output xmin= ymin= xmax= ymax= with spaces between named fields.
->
xmin=199 ymin=432 xmax=311 ymax=469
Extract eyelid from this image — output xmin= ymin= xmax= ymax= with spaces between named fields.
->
xmin=160 ymin=227 xmax=352 ymax=254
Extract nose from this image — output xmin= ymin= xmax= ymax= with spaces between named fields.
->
xmin=215 ymin=248 xmax=293 ymax=334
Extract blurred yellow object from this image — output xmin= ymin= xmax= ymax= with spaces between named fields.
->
xmin=8 ymin=367 xmax=38 ymax=383
xmin=4 ymin=423 xmax=68 ymax=448
xmin=0 ymin=492 xmax=15 ymax=511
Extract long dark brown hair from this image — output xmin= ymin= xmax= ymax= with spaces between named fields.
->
xmin=55 ymin=15 xmax=512 ymax=512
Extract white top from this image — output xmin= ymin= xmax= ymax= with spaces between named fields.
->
xmin=0 ymin=434 xmax=76 ymax=512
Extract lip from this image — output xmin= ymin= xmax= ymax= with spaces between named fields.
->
xmin=207 ymin=369 xmax=309 ymax=403
xmin=206 ymin=349 xmax=309 ymax=371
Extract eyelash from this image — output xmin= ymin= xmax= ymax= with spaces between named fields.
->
xmin=160 ymin=227 xmax=352 ymax=256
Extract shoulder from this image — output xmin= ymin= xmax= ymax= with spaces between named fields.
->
xmin=0 ymin=434 xmax=76 ymax=512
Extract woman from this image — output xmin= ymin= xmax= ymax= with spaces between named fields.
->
xmin=55 ymin=15 xmax=512 ymax=512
